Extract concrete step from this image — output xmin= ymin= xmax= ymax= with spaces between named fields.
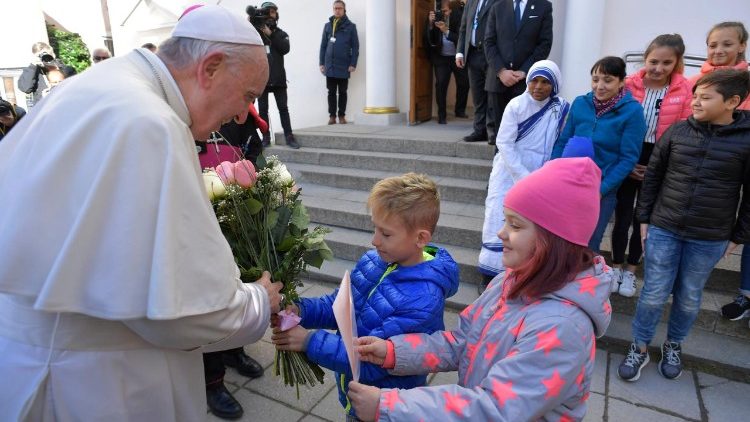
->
xmin=301 ymin=190 xmax=483 ymax=250
xmin=278 ymin=125 xmax=495 ymax=160
xmin=291 ymin=163 xmax=489 ymax=205
xmin=266 ymin=145 xmax=492 ymax=181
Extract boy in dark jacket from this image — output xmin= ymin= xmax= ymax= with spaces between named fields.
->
xmin=619 ymin=69 xmax=750 ymax=382
xmin=319 ymin=0 xmax=359 ymax=124
xmin=272 ymin=173 xmax=459 ymax=421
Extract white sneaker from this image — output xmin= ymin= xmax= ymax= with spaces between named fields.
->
xmin=619 ymin=270 xmax=637 ymax=297
xmin=611 ymin=267 xmax=623 ymax=293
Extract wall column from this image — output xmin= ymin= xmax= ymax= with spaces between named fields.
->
xmin=559 ymin=0 xmax=606 ymax=101
xmin=356 ymin=0 xmax=406 ymax=125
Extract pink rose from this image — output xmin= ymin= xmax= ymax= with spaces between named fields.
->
xmin=215 ymin=161 xmax=236 ymax=185
xmin=233 ymin=160 xmax=257 ymax=188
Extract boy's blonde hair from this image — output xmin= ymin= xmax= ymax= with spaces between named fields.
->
xmin=367 ymin=173 xmax=440 ymax=233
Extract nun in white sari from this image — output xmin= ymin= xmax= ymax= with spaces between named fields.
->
xmin=479 ymin=60 xmax=570 ymax=281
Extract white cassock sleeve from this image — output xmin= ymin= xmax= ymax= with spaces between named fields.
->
xmin=123 ymin=281 xmax=271 ymax=352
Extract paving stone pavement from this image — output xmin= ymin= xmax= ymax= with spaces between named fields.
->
xmin=210 ymin=280 xmax=750 ymax=422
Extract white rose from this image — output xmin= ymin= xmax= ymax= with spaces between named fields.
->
xmin=203 ymin=170 xmax=226 ymax=201
xmin=277 ymin=164 xmax=293 ymax=185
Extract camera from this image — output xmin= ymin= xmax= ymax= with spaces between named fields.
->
xmin=246 ymin=5 xmax=277 ymax=33
xmin=0 ymin=100 xmax=12 ymax=116
xmin=434 ymin=9 xmax=444 ymax=23
xmin=38 ymin=52 xmax=55 ymax=66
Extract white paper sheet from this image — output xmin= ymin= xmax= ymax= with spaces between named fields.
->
xmin=332 ymin=270 xmax=360 ymax=381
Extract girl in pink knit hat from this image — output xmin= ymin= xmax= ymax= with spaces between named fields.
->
xmin=347 ymin=157 xmax=613 ymax=422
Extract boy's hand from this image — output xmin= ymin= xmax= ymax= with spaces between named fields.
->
xmin=271 ymin=325 xmax=309 ymax=352
xmin=640 ymin=224 xmax=649 ymax=251
xmin=348 ymin=381 xmax=381 ymax=422
xmin=271 ymin=304 xmax=300 ymax=328
xmin=724 ymin=241 xmax=739 ymax=258
xmin=355 ymin=336 xmax=387 ymax=365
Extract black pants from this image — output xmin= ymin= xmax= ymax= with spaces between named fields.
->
xmin=611 ymin=142 xmax=655 ymax=266
xmin=467 ymin=47 xmax=491 ymax=137
xmin=611 ymin=176 xmax=643 ymax=266
xmin=204 ymin=347 xmax=243 ymax=388
xmin=433 ymin=55 xmax=469 ymax=119
xmin=259 ymin=86 xmax=293 ymax=136
xmin=326 ymin=77 xmax=349 ymax=117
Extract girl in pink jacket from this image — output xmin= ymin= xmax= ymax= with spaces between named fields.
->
xmin=609 ymin=34 xmax=693 ymax=298
xmin=348 ymin=158 xmax=612 ymax=422
xmin=689 ymin=21 xmax=749 ymax=110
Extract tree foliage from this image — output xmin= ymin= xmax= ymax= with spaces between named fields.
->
xmin=46 ymin=24 xmax=91 ymax=73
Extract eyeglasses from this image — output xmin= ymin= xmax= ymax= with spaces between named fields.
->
xmin=93 ymin=56 xmax=109 ymax=62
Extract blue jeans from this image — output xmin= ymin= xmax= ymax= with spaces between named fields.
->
xmin=588 ymin=190 xmax=618 ymax=253
xmin=632 ymin=226 xmax=727 ymax=345
xmin=741 ymin=246 xmax=750 ymax=297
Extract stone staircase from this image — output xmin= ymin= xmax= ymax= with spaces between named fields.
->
xmin=267 ymin=121 xmax=750 ymax=381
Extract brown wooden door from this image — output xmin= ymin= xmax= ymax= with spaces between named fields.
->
xmin=410 ymin=0 xmax=434 ymax=124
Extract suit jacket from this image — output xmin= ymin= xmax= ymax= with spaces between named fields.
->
xmin=424 ymin=8 xmax=462 ymax=62
xmin=457 ymin=0 xmax=498 ymax=62
xmin=484 ymin=0 xmax=553 ymax=93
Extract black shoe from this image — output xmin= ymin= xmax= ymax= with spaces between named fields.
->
xmin=206 ymin=384 xmax=243 ymax=420
xmin=223 ymin=349 xmax=264 ymax=379
xmin=721 ymin=293 xmax=750 ymax=320
xmin=659 ymin=341 xmax=683 ymax=380
xmin=285 ymin=134 xmax=300 ymax=149
xmin=438 ymin=117 xmax=447 ymax=124
xmin=617 ymin=343 xmax=650 ymax=382
xmin=455 ymin=112 xmax=469 ymax=118
xmin=261 ymin=134 xmax=271 ymax=148
xmin=462 ymin=132 xmax=487 ymax=142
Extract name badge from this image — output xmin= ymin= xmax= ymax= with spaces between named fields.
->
xmin=330 ymin=37 xmax=336 ymax=43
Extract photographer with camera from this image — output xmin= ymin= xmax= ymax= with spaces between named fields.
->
xmin=0 ymin=98 xmax=26 ymax=143
xmin=426 ymin=0 xmax=469 ymax=124
xmin=248 ymin=2 xmax=299 ymax=149
xmin=17 ymin=42 xmax=76 ymax=107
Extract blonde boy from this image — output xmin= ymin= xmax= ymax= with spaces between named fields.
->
xmin=273 ymin=173 xmax=459 ymax=420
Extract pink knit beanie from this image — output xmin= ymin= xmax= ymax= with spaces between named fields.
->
xmin=504 ymin=157 xmax=601 ymax=246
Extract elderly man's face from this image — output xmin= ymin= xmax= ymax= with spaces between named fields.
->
xmin=190 ymin=47 xmax=268 ymax=140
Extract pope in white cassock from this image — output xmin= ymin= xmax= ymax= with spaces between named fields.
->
xmin=0 ymin=5 xmax=283 ymax=421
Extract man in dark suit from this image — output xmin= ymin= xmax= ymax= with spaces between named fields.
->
xmin=456 ymin=0 xmax=498 ymax=142
xmin=484 ymin=0 xmax=553 ymax=144
xmin=426 ymin=0 xmax=470 ymax=124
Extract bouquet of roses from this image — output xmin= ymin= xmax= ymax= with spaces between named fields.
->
xmin=203 ymin=155 xmax=332 ymax=396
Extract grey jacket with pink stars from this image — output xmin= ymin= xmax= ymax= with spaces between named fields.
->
xmin=378 ymin=256 xmax=613 ymax=421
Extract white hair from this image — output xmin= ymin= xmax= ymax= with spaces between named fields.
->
xmin=157 ymin=37 xmax=257 ymax=71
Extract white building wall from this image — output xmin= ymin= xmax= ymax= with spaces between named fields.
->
xmin=5 ymin=1 xmax=750 ymax=129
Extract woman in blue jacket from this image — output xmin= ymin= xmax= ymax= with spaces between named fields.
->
xmin=552 ymin=56 xmax=647 ymax=253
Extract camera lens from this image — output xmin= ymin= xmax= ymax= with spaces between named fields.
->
xmin=40 ymin=53 xmax=54 ymax=63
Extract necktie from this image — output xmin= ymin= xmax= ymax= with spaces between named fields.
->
xmin=472 ymin=0 xmax=486 ymax=46
xmin=515 ymin=0 xmax=522 ymax=29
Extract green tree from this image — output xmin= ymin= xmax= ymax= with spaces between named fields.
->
xmin=46 ymin=24 xmax=91 ymax=73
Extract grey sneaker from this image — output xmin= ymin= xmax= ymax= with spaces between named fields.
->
xmin=659 ymin=341 xmax=683 ymax=380
xmin=618 ymin=270 xmax=637 ymax=297
xmin=618 ymin=343 xmax=650 ymax=381
xmin=611 ymin=267 xmax=623 ymax=293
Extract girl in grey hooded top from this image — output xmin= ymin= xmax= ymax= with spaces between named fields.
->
xmin=349 ymin=157 xmax=613 ymax=421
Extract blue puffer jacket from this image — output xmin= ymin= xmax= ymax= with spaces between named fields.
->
xmin=297 ymin=245 xmax=459 ymax=417
xmin=319 ymin=15 xmax=359 ymax=79
xmin=551 ymin=91 xmax=647 ymax=195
